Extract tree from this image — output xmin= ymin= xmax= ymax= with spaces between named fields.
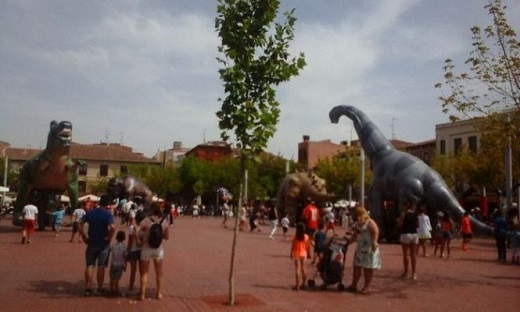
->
xmin=314 ymin=148 xmax=360 ymax=199
xmin=435 ymin=0 xmax=519 ymax=206
xmin=215 ymin=0 xmax=306 ymax=305
xmin=435 ymin=0 xmax=519 ymax=123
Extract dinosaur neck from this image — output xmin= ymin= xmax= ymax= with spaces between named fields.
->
xmin=346 ymin=106 xmax=394 ymax=159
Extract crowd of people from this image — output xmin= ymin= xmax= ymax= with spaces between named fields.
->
xmin=16 ymin=192 xmax=520 ymax=302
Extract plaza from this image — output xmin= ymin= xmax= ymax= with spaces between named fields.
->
xmin=0 ymin=216 xmax=518 ymax=312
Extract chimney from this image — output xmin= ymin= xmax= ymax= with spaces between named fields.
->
xmin=173 ymin=141 xmax=182 ymax=149
xmin=303 ymin=135 xmax=310 ymax=142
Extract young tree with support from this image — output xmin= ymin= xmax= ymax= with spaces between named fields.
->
xmin=215 ymin=0 xmax=306 ymax=305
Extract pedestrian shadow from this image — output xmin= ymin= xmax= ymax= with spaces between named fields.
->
xmin=0 ymin=223 xmax=19 ymax=233
xmin=24 ymin=279 xmax=83 ymax=298
xmin=252 ymin=284 xmax=296 ymax=291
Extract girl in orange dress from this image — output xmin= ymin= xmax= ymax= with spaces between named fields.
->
xmin=290 ymin=222 xmax=310 ymax=290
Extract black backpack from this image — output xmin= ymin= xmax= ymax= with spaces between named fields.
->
xmin=148 ymin=217 xmax=164 ymax=248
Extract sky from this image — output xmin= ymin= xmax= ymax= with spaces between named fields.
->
xmin=1 ymin=0 xmax=519 ymax=159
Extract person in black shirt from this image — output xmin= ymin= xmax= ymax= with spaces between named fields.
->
xmin=398 ymin=200 xmax=419 ymax=280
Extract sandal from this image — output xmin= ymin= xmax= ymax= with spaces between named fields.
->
xmin=345 ymin=285 xmax=358 ymax=293
xmin=83 ymin=289 xmax=92 ymax=297
xmin=359 ymin=288 xmax=370 ymax=295
xmin=400 ymin=273 xmax=409 ymax=279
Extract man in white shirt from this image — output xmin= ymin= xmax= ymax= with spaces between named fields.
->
xmin=21 ymin=201 xmax=38 ymax=244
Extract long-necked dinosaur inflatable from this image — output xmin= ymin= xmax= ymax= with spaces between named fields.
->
xmin=329 ymin=105 xmax=494 ymax=236
xmin=13 ymin=120 xmax=82 ymax=226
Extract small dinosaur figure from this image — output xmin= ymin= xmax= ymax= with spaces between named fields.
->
xmin=329 ymin=105 xmax=494 ymax=236
xmin=13 ymin=121 xmax=83 ymax=226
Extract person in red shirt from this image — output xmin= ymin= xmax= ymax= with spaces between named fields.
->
xmin=301 ymin=198 xmax=319 ymax=261
xmin=461 ymin=211 xmax=472 ymax=251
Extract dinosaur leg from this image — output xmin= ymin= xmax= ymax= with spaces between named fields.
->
xmin=368 ymin=190 xmax=384 ymax=242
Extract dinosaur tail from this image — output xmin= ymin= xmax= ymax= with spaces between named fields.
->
xmin=427 ymin=183 xmax=494 ymax=236
xmin=329 ymin=105 xmax=393 ymax=158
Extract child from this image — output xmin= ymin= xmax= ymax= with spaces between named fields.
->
xmin=49 ymin=206 xmax=65 ymax=236
xmin=312 ymin=223 xmax=327 ymax=265
xmin=290 ymin=222 xmax=310 ymax=290
xmin=509 ymin=224 xmax=520 ymax=265
xmin=324 ymin=207 xmax=336 ymax=236
xmin=432 ymin=218 xmax=443 ymax=257
xmin=281 ymin=213 xmax=290 ymax=239
xmin=109 ymin=230 xmax=127 ymax=296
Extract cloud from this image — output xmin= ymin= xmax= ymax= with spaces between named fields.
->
xmin=1 ymin=0 xmax=519 ymax=159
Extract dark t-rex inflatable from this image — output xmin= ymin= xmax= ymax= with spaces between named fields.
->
xmin=107 ymin=175 xmax=153 ymax=205
xmin=329 ymin=105 xmax=494 ymax=236
xmin=13 ymin=120 xmax=82 ymax=226
xmin=276 ymin=171 xmax=334 ymax=224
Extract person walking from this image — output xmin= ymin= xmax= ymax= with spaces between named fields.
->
xmin=79 ymin=194 xmax=116 ymax=296
xmin=439 ymin=212 xmax=454 ymax=259
xmin=70 ymin=203 xmax=86 ymax=243
xmin=346 ymin=206 xmax=381 ymax=294
xmin=416 ymin=205 xmax=432 ymax=257
xmin=399 ymin=200 xmax=419 ymax=280
xmin=301 ymin=198 xmax=319 ymax=257
xmin=281 ymin=213 xmax=290 ymax=239
xmin=460 ymin=211 xmax=473 ymax=251
xmin=290 ymin=222 xmax=310 ymax=291
xmin=493 ymin=209 xmax=508 ymax=262
xmin=21 ymin=200 xmax=38 ymax=244
xmin=136 ymin=203 xmax=170 ymax=300
xmin=267 ymin=205 xmax=278 ymax=239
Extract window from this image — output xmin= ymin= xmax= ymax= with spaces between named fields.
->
xmin=78 ymin=181 xmax=86 ymax=193
xmin=439 ymin=140 xmax=446 ymax=155
xmin=423 ymin=153 xmax=430 ymax=165
xmin=99 ymin=164 xmax=108 ymax=177
xmin=78 ymin=163 xmax=87 ymax=176
xmin=454 ymin=138 xmax=462 ymax=155
xmin=120 ymin=165 xmax=128 ymax=175
xmin=468 ymin=136 xmax=478 ymax=153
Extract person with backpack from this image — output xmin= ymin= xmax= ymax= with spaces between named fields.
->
xmin=134 ymin=203 xmax=170 ymax=300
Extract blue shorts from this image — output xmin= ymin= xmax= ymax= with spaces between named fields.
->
xmin=85 ymin=243 xmax=110 ymax=267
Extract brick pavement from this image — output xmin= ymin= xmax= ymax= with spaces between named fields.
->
xmin=0 ymin=215 xmax=519 ymax=312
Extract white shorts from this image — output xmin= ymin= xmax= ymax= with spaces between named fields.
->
xmin=140 ymin=247 xmax=164 ymax=261
xmin=400 ymin=233 xmax=419 ymax=245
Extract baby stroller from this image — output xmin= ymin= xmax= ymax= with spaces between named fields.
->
xmin=307 ymin=236 xmax=348 ymax=291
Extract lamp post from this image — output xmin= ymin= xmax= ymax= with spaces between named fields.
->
xmin=2 ymin=147 xmax=7 ymax=188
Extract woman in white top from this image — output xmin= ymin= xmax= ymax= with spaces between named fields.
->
xmin=135 ymin=203 xmax=169 ymax=300
xmin=416 ymin=205 xmax=432 ymax=257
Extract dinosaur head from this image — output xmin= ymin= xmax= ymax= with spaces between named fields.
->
xmin=46 ymin=120 xmax=73 ymax=149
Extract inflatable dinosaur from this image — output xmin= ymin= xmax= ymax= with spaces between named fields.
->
xmin=276 ymin=171 xmax=334 ymax=224
xmin=329 ymin=105 xmax=494 ymax=236
xmin=13 ymin=120 xmax=82 ymax=226
xmin=107 ymin=175 xmax=153 ymax=205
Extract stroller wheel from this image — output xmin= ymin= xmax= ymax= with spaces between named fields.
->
xmin=307 ymin=279 xmax=316 ymax=287
xmin=338 ymin=283 xmax=345 ymax=291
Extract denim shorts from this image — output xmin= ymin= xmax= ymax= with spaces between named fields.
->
xmin=85 ymin=243 xmax=110 ymax=267
xmin=110 ymin=264 xmax=124 ymax=280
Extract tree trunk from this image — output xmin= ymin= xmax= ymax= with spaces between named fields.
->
xmin=228 ymin=156 xmax=245 ymax=305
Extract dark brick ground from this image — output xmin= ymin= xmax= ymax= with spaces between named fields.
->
xmin=0 ymin=215 xmax=519 ymax=312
